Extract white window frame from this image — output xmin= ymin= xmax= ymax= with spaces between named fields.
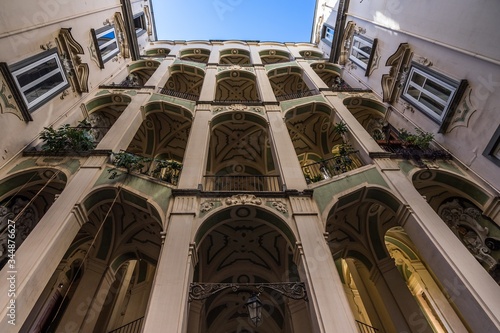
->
xmin=323 ymin=26 xmax=334 ymax=43
xmin=96 ymin=26 xmax=119 ymax=62
xmin=402 ymin=65 xmax=457 ymax=123
xmin=349 ymin=35 xmax=373 ymax=70
xmin=10 ymin=49 xmax=68 ymax=110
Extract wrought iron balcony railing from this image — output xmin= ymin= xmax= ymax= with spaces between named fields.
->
xmin=356 ymin=320 xmax=379 ymax=333
xmin=203 ymin=175 xmax=282 ymax=192
xmin=377 ymin=141 xmax=452 ymax=168
xmin=158 ymin=87 xmax=199 ymax=101
xmin=108 ymin=317 xmax=144 ymax=333
xmin=275 ymin=89 xmax=319 ymax=101
xmin=302 ymin=151 xmax=362 ymax=184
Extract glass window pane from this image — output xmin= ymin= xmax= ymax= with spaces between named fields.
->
xmin=424 ymin=79 xmax=451 ymax=102
xmin=420 ymin=92 xmax=445 ymax=116
xmin=24 ymin=72 xmax=64 ymax=103
xmin=16 ymin=58 xmax=59 ymax=87
xmin=100 ymin=41 xmax=118 ymax=59
xmin=407 ymin=86 xmax=421 ymax=100
xmin=411 ymin=72 xmax=426 ymax=87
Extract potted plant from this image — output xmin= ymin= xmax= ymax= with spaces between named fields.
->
xmin=40 ymin=121 xmax=95 ymax=153
xmin=108 ymin=152 xmax=151 ymax=179
xmin=332 ymin=121 xmax=349 ymax=144
xmin=399 ymin=128 xmax=434 ymax=149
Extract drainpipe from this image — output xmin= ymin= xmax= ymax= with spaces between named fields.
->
xmin=329 ymin=0 xmax=350 ymax=63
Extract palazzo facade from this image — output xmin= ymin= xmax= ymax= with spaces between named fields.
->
xmin=0 ymin=1 xmax=499 ymax=333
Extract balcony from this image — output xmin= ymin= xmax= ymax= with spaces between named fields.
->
xmin=302 ymin=151 xmax=362 ymax=184
xmin=108 ymin=317 xmax=144 ymax=333
xmin=203 ymin=175 xmax=282 ymax=192
xmin=276 ymin=89 xmax=319 ymax=101
xmin=158 ymin=87 xmax=199 ymax=101
xmin=356 ymin=320 xmax=379 ymax=333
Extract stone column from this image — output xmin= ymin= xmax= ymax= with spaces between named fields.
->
xmin=177 ymin=107 xmax=212 ymax=189
xmin=106 ymin=261 xmax=137 ymax=331
xmin=199 ymin=66 xmax=217 ymax=102
xmin=0 ymin=161 xmax=104 ymax=331
xmin=379 ymin=160 xmax=500 ymax=332
xmin=345 ymin=259 xmax=386 ymax=332
xmin=141 ymin=196 xmax=197 ymax=333
xmin=146 ymin=57 xmax=175 ymax=88
xmin=375 ymin=258 xmax=432 ymax=333
xmin=267 ymin=107 xmax=308 ymax=191
xmin=290 ymin=196 xmax=358 ymax=333
xmin=287 ymin=299 xmax=313 ymax=332
xmin=254 ymin=66 xmax=277 ymax=102
xmin=186 ymin=300 xmax=203 ymax=333
xmin=296 ymin=59 xmax=329 ymax=91
xmin=55 ymin=259 xmax=110 ymax=333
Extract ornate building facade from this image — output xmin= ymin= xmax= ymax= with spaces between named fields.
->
xmin=0 ymin=1 xmax=499 ymax=333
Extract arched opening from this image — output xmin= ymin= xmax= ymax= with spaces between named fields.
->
xmin=124 ymin=101 xmax=193 ymax=185
xmin=259 ymin=50 xmax=291 ymax=64
xmin=180 ymin=48 xmax=211 ymax=63
xmin=343 ymin=97 xmax=387 ymax=141
xmin=310 ymin=62 xmax=342 ymax=88
xmin=127 ymin=59 xmax=161 ymax=85
xmin=189 ymin=205 xmax=312 ymax=333
xmin=299 ymin=50 xmax=323 ymax=60
xmin=219 ymin=48 xmax=251 ymax=65
xmin=413 ymin=169 xmax=500 ymax=284
xmin=23 ymin=188 xmax=163 ymax=332
xmin=0 ymin=169 xmax=67 ymax=270
xmin=326 ymin=187 xmax=465 ymax=332
xmin=204 ymin=112 xmax=280 ymax=192
xmin=267 ymin=66 xmax=315 ymax=101
xmin=215 ymin=70 xmax=259 ymax=103
xmin=143 ymin=48 xmax=170 ymax=57
xmin=284 ymin=102 xmax=363 ymax=183
xmin=82 ymin=93 xmax=132 ymax=144
xmin=161 ymin=63 xmax=205 ymax=101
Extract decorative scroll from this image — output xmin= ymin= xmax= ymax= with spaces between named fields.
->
xmin=225 ymin=194 xmax=262 ymax=206
xmin=114 ymin=12 xmax=130 ymax=59
xmin=56 ymin=28 xmax=89 ymax=94
xmin=366 ymin=38 xmax=380 ymax=77
xmin=144 ymin=5 xmax=153 ymax=40
xmin=0 ymin=198 xmax=38 ymax=269
xmin=439 ymin=199 xmax=500 ymax=280
xmin=189 ymin=282 xmax=308 ymax=302
xmin=381 ymin=43 xmax=413 ymax=103
xmin=338 ymin=21 xmax=356 ymax=66
xmin=0 ymin=63 xmax=31 ymax=122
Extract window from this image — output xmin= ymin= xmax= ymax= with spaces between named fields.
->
xmin=483 ymin=126 xmax=500 ymax=166
xmin=402 ymin=63 xmax=467 ymax=126
xmin=9 ymin=48 xmax=69 ymax=111
xmin=134 ymin=13 xmax=146 ymax=36
xmin=321 ymin=25 xmax=334 ymax=44
xmin=91 ymin=25 xmax=119 ymax=68
xmin=349 ymin=35 xmax=373 ymax=70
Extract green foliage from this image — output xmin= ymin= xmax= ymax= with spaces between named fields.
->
xmin=332 ymin=121 xmax=348 ymax=136
xmin=40 ymin=122 xmax=96 ymax=153
xmin=398 ymin=128 xmax=434 ymax=149
xmin=108 ymin=152 xmax=151 ymax=179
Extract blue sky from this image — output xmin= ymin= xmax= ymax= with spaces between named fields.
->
xmin=151 ymin=0 xmax=317 ymax=42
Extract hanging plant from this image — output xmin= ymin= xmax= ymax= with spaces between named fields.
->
xmin=40 ymin=121 xmax=96 ymax=153
xmin=332 ymin=121 xmax=349 ymax=144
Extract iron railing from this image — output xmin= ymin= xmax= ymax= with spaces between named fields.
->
xmin=378 ymin=142 xmax=452 ymax=168
xmin=203 ymin=175 xmax=282 ymax=192
xmin=212 ymin=99 xmax=262 ymax=104
xmin=302 ymin=152 xmax=362 ymax=184
xmin=275 ymin=89 xmax=319 ymax=101
xmin=108 ymin=317 xmax=144 ymax=333
xmin=158 ymin=88 xmax=199 ymax=101
xmin=356 ymin=320 xmax=379 ymax=333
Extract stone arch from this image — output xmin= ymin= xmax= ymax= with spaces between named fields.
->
xmin=259 ymin=49 xmax=291 ymax=64
xmin=299 ymin=50 xmax=323 ymax=60
xmin=127 ymin=59 xmax=161 ymax=85
xmin=179 ymin=48 xmax=211 ymax=63
xmin=219 ymin=48 xmax=251 ymax=65
xmin=191 ymin=204 xmax=307 ymax=333
xmin=81 ymin=93 xmax=132 ymax=143
xmin=215 ymin=70 xmax=259 ymax=102
xmin=0 ymin=168 xmax=67 ymax=269
xmin=163 ymin=63 xmax=205 ymax=100
xmin=310 ymin=62 xmax=342 ymax=87
xmin=343 ymin=97 xmax=387 ymax=140
xmin=143 ymin=47 xmax=170 ymax=57
xmin=267 ymin=65 xmax=313 ymax=100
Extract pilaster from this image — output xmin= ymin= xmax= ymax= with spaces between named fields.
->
xmin=290 ymin=196 xmax=359 ymax=333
